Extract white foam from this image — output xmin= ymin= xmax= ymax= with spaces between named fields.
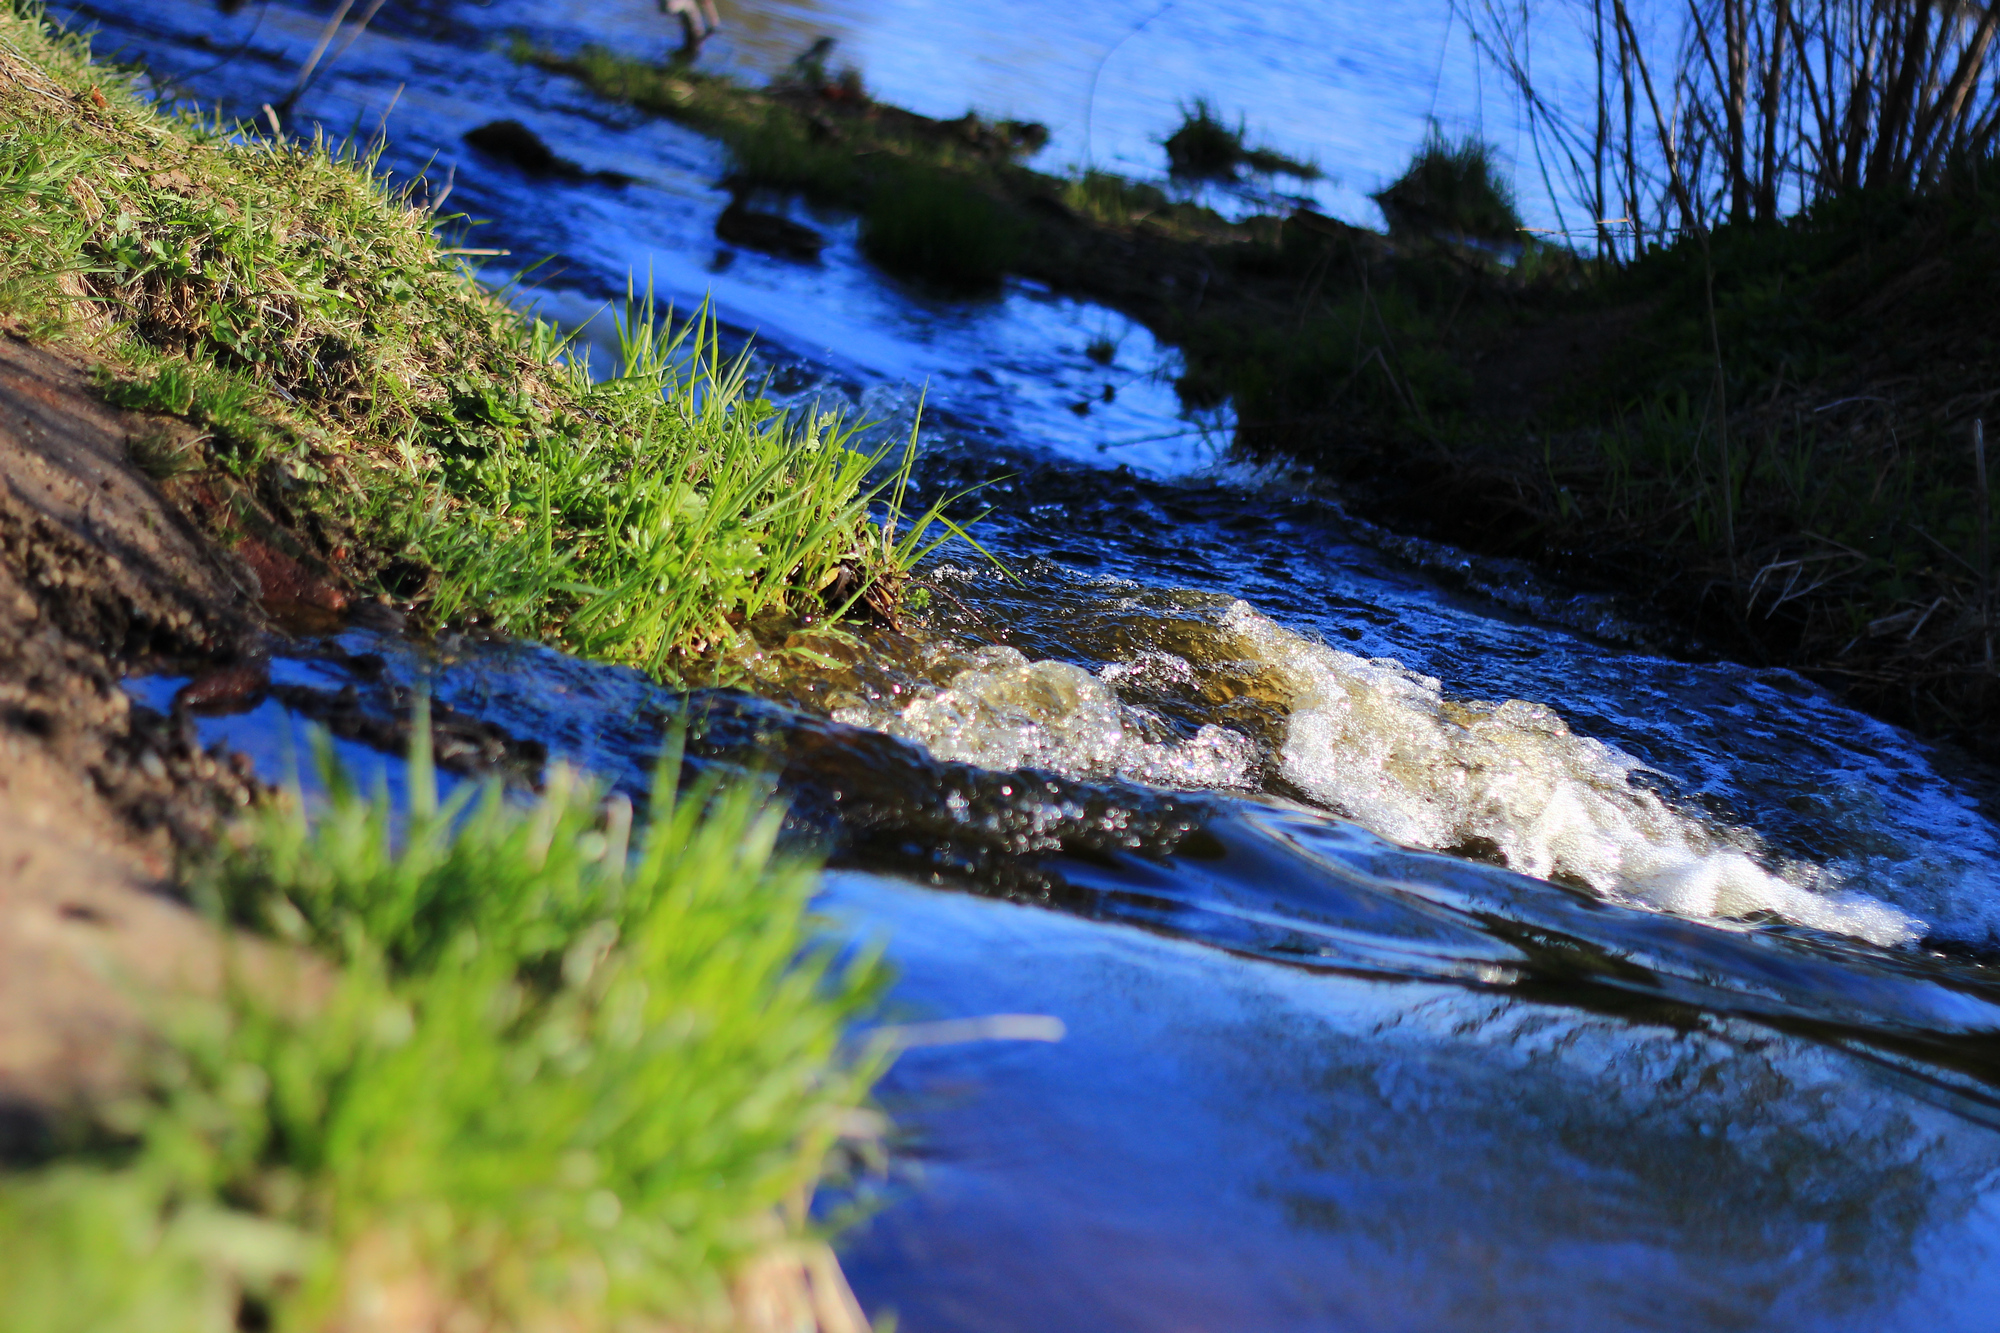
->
xmin=832 ymin=645 xmax=1257 ymax=789
xmin=834 ymin=597 xmax=1969 ymax=947
xmin=1211 ymin=601 xmax=1925 ymax=946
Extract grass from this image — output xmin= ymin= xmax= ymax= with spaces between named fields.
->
xmin=188 ymin=12 xmax=2000 ymax=743
xmin=1163 ymin=98 xmax=1320 ymax=183
xmin=1218 ymin=125 xmax=2000 ymax=747
xmin=1371 ymin=129 xmax=1522 ymax=241
xmin=539 ymin=43 xmax=1042 ymax=202
xmin=1532 ymin=181 xmax=2000 ymax=720
xmin=0 ymin=726 xmax=888 ymax=1331
xmin=523 ymin=42 xmax=1255 ymax=279
xmin=1059 ymin=169 xmax=1172 ymax=228
xmin=386 ymin=299 xmax=935 ymax=669
xmin=539 ymin=43 xmax=1035 ymax=290
xmin=0 ymin=1167 xmax=307 ymax=1333
xmin=1177 ymin=285 xmax=1471 ymax=426
xmin=0 ymin=5 xmax=931 ymax=679
xmin=0 ymin=17 xmax=905 ymax=1323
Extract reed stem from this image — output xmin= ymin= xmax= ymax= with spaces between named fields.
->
xmin=1976 ymin=418 xmax=1991 ymax=668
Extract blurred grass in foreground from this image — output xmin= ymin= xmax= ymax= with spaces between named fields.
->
xmin=0 ymin=725 xmax=888 ymax=1332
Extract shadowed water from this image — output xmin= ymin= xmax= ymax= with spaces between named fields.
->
xmin=81 ymin=1 xmax=2000 ymax=1327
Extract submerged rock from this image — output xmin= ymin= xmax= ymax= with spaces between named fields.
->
xmin=462 ymin=120 xmax=632 ymax=187
xmin=715 ymin=193 xmax=826 ymax=260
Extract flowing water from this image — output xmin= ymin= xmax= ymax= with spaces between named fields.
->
xmin=69 ymin=1 xmax=2000 ymax=1326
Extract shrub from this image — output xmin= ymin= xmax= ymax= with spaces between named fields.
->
xmin=1373 ymin=129 xmax=1523 ymax=240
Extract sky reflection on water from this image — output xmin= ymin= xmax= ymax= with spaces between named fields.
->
xmin=827 ymin=872 xmax=2000 ymax=1333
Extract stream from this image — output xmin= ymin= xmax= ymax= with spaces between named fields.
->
xmin=66 ymin=1 xmax=2000 ymax=1327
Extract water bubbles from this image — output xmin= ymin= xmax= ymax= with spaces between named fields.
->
xmin=833 ymin=644 xmax=1258 ymax=790
xmin=827 ymin=587 xmax=1958 ymax=946
xmin=1211 ymin=600 xmax=1927 ymax=947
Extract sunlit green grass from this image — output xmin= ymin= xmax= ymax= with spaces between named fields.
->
xmin=1163 ymin=98 xmax=1320 ymax=183
xmin=381 ymin=294 xmax=970 ymax=670
xmin=0 ymin=5 xmax=932 ymax=676
xmin=0 ymin=728 xmax=888 ymax=1331
xmin=0 ymin=12 xmax=913 ymax=1329
xmin=0 ymin=1167 xmax=306 ymax=1333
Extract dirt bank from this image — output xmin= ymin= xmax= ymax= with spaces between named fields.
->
xmin=0 ymin=332 xmax=268 ymax=1138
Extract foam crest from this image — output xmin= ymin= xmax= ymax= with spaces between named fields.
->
xmin=832 ymin=645 xmax=1257 ymax=789
xmin=1207 ymin=602 xmax=1926 ymax=946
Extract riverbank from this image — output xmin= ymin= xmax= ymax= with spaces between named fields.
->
xmin=2 ymin=12 xmax=930 ymax=680
xmin=533 ymin=39 xmax=2000 ymax=757
xmin=0 ymin=327 xmax=884 ymax=1332
xmin=0 ymin=9 xmax=891 ymax=1329
xmin=1249 ymin=191 xmax=2000 ymax=760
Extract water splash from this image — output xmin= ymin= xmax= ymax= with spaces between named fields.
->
xmin=833 ymin=644 xmax=1257 ymax=789
xmin=1205 ymin=601 xmax=1924 ymax=945
xmin=836 ymin=597 xmax=1937 ymax=946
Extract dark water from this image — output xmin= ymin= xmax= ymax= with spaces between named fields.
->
xmin=79 ymin=1 xmax=2000 ymax=1326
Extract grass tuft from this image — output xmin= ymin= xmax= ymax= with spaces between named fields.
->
xmin=1372 ymin=129 xmax=1523 ymax=241
xmin=1 ymin=728 xmax=888 ymax=1331
xmin=1163 ymin=99 xmax=1243 ymax=181
xmin=1164 ymin=99 xmax=1320 ymax=183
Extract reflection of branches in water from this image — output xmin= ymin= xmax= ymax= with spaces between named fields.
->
xmin=1270 ymin=991 xmax=2000 ymax=1324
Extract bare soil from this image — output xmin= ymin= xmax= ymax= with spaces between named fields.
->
xmin=0 ymin=332 xmax=270 ymax=1144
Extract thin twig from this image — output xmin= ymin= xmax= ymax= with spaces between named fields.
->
xmin=1977 ymin=418 xmax=1992 ymax=667
xmin=281 ymin=0 xmax=356 ymax=114
xmin=1081 ymin=2 xmax=1175 ymax=169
